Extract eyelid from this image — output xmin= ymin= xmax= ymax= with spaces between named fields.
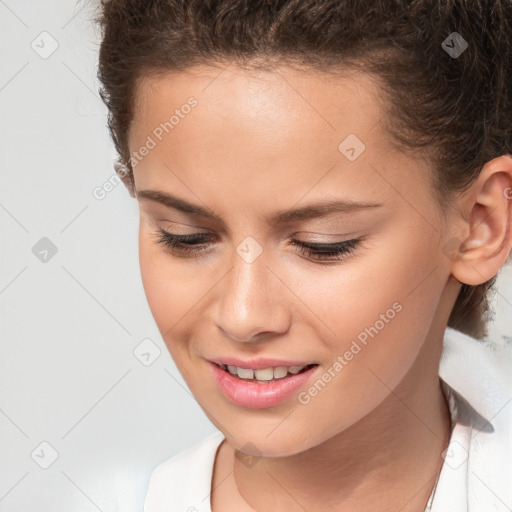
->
xmin=293 ymin=229 xmax=361 ymax=240
xmin=153 ymin=227 xmax=365 ymax=264
xmin=157 ymin=219 xmax=214 ymax=232
xmin=156 ymin=226 xmax=359 ymax=245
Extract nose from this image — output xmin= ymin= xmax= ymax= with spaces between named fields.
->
xmin=215 ymin=247 xmax=291 ymax=343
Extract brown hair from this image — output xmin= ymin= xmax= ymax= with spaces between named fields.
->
xmin=94 ymin=0 xmax=512 ymax=340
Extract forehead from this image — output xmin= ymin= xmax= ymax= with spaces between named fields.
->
xmin=128 ymin=63 xmax=434 ymax=218
xmin=130 ymin=62 xmax=386 ymax=147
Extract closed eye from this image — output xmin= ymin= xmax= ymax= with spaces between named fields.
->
xmin=153 ymin=228 xmax=365 ymax=264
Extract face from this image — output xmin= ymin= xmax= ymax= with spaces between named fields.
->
xmin=128 ymin=63 xmax=455 ymax=457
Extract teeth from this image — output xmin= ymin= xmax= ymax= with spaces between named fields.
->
xmin=254 ymin=368 xmax=273 ymax=380
xmin=273 ymin=366 xmax=288 ymax=378
xmin=236 ymin=367 xmax=254 ymax=379
xmin=219 ymin=363 xmax=311 ymax=381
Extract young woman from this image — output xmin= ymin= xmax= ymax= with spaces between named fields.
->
xmin=95 ymin=1 xmax=512 ymax=511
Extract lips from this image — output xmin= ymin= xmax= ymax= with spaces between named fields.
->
xmin=208 ymin=360 xmax=320 ymax=408
xmin=208 ymin=356 xmax=318 ymax=370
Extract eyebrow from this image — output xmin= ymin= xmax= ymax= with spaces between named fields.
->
xmin=137 ymin=189 xmax=383 ymax=227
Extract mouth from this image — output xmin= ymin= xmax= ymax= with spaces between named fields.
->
xmin=213 ymin=362 xmax=319 ymax=383
xmin=208 ymin=361 xmax=321 ymax=409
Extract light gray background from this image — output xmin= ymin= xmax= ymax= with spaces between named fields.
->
xmin=0 ymin=2 xmax=511 ymax=511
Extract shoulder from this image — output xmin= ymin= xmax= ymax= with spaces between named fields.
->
xmin=440 ymin=327 xmax=512 ymax=424
xmin=436 ymin=327 xmax=512 ymax=511
xmin=144 ymin=430 xmax=225 ymax=512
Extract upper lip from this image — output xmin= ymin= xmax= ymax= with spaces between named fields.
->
xmin=208 ymin=356 xmax=318 ymax=370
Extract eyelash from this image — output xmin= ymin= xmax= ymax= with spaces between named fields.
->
xmin=153 ymin=228 xmax=365 ymax=263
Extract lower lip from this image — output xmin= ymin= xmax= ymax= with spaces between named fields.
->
xmin=209 ymin=361 xmax=319 ymax=409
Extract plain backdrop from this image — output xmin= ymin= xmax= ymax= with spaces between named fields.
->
xmin=0 ymin=2 xmax=511 ymax=511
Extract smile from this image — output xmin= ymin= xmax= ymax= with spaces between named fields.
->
xmin=216 ymin=362 xmax=317 ymax=383
xmin=209 ymin=361 xmax=320 ymax=408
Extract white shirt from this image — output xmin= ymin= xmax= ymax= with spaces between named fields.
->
xmin=144 ymin=327 xmax=512 ymax=512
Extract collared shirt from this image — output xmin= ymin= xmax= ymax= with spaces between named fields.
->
xmin=427 ymin=328 xmax=511 ymax=511
xmin=144 ymin=327 xmax=512 ymax=512
xmin=423 ymin=379 xmax=458 ymax=512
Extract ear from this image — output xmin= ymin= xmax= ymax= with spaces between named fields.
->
xmin=114 ymin=159 xmax=136 ymax=198
xmin=448 ymin=154 xmax=512 ymax=286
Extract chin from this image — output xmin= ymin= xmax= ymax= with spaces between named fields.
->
xmin=225 ymin=428 xmax=318 ymax=459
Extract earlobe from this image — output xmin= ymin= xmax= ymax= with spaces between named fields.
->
xmin=449 ymin=154 xmax=512 ymax=286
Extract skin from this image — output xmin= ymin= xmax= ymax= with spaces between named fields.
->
xmin=126 ymin=62 xmax=512 ymax=511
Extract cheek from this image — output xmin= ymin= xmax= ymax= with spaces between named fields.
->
xmin=137 ymin=228 xmax=211 ymax=370
xmin=290 ymin=230 xmax=443 ymax=389
xmin=138 ymin=230 xmax=190 ymax=347
xmin=251 ymin=240 xmax=443 ymax=448
xmin=138 ymin=231 xmax=169 ymax=324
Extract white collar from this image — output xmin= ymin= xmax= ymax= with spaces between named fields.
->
xmin=428 ymin=327 xmax=512 ymax=511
